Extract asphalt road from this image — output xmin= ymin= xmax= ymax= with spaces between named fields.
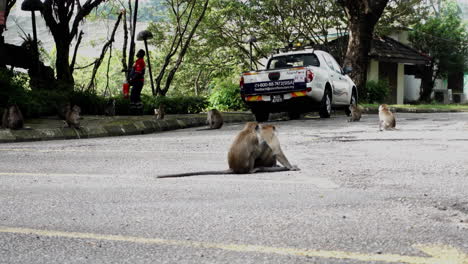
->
xmin=0 ymin=112 xmax=467 ymax=264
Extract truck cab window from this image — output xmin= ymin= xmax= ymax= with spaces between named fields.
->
xmin=268 ymin=54 xmax=320 ymax=70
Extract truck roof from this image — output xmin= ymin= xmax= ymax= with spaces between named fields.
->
xmin=271 ymin=48 xmax=316 ymax=58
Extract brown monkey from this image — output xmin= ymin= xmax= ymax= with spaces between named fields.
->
xmin=65 ymin=105 xmax=81 ymax=129
xmin=1 ymin=105 xmax=24 ymax=130
xmin=157 ymin=122 xmax=299 ymax=178
xmin=255 ymin=124 xmax=297 ymax=169
xmin=104 ymin=99 xmax=116 ymax=116
xmin=197 ymin=109 xmax=223 ymax=130
xmin=378 ymin=104 xmax=396 ymax=131
xmin=154 ymin=104 xmax=165 ymax=120
xmin=207 ymin=109 xmax=223 ymax=129
xmin=348 ymin=104 xmax=363 ymax=122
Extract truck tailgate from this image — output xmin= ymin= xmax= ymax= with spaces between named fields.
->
xmin=242 ymin=68 xmax=307 ymax=95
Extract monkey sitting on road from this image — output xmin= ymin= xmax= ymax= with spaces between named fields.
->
xmin=197 ymin=109 xmax=223 ymax=130
xmin=154 ymin=104 xmax=165 ymax=120
xmin=348 ymin=104 xmax=363 ymax=122
xmin=1 ymin=104 xmax=24 ymax=130
xmin=378 ymin=104 xmax=396 ymax=131
xmin=157 ymin=122 xmax=299 ymax=178
xmin=65 ymin=105 xmax=81 ymax=129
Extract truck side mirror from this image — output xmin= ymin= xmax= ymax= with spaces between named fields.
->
xmin=343 ymin=66 xmax=352 ymax=75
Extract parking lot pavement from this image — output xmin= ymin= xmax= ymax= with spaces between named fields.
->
xmin=0 ymin=112 xmax=467 ymax=263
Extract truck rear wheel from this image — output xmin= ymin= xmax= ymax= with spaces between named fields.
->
xmin=253 ymin=110 xmax=269 ymax=122
xmin=319 ymin=89 xmax=331 ymax=118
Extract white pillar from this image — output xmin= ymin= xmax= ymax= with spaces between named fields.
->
xmin=397 ymin=63 xmax=404 ymax=105
xmin=367 ymin=59 xmax=379 ymax=82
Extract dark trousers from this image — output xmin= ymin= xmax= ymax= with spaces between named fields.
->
xmin=130 ymin=81 xmax=144 ymax=115
xmin=130 ymin=81 xmax=144 ymax=104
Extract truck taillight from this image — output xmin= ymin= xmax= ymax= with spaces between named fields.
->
xmin=240 ymin=76 xmax=244 ymax=90
xmin=306 ymin=70 xmax=314 ymax=83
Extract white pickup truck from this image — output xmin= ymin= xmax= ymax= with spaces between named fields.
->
xmin=240 ymin=49 xmax=357 ymax=121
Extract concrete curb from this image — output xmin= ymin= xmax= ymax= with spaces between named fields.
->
xmin=0 ymin=114 xmax=255 ymax=143
xmin=363 ymin=107 xmax=468 ymax=114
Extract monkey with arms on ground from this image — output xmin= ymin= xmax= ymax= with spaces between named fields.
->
xmin=157 ymin=122 xmax=299 ymax=178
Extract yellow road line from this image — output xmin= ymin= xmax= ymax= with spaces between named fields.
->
xmin=0 ymin=148 xmax=223 ymax=154
xmin=0 ymin=172 xmax=112 ymax=178
xmin=0 ymin=226 xmax=466 ymax=264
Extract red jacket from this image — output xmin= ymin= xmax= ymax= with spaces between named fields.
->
xmin=131 ymin=58 xmax=146 ymax=82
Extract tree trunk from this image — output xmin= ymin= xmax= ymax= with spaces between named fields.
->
xmin=55 ymin=40 xmax=74 ymax=88
xmin=339 ymin=0 xmax=389 ymax=98
xmin=419 ymin=62 xmax=435 ymax=102
xmin=343 ymin=17 xmax=374 ymax=96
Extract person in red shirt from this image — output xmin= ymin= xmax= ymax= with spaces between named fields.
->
xmin=129 ymin=49 xmax=146 ymax=114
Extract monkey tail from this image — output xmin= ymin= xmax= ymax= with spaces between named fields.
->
xmin=157 ymin=169 xmax=232 ymax=178
xmin=252 ymin=166 xmax=292 ymax=173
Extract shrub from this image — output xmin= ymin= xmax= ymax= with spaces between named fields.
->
xmin=208 ymin=79 xmax=247 ymax=111
xmin=143 ymin=95 xmax=208 ymax=114
xmin=0 ymin=70 xmax=29 ymax=107
xmin=70 ymin=90 xmax=107 ymax=114
xmin=366 ymin=80 xmax=390 ymax=104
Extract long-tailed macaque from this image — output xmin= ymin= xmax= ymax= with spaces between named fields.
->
xmin=207 ymin=109 xmax=223 ymax=129
xmin=348 ymin=104 xmax=363 ymax=122
xmin=157 ymin=122 xmax=299 ymax=178
xmin=197 ymin=109 xmax=223 ymax=130
xmin=104 ymin=99 xmax=116 ymax=116
xmin=378 ymin=104 xmax=396 ymax=131
xmin=154 ymin=104 xmax=165 ymax=120
xmin=1 ymin=104 xmax=24 ymax=130
xmin=65 ymin=105 xmax=81 ymax=129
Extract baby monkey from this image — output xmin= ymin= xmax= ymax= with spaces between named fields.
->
xmin=378 ymin=104 xmax=396 ymax=131
xmin=348 ymin=104 xmax=363 ymax=122
xmin=157 ymin=122 xmax=299 ymax=178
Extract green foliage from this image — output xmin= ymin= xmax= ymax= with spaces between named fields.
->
xmin=365 ymin=80 xmax=391 ymax=104
xmin=208 ymin=78 xmax=247 ymax=111
xmin=142 ymin=95 xmax=209 ymax=114
xmin=409 ymin=0 xmax=468 ymax=79
xmin=73 ymin=51 xmax=126 ymax=96
xmin=0 ymin=70 xmax=29 ymax=107
xmin=70 ymin=90 xmax=108 ymax=114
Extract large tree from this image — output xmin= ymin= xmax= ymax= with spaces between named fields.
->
xmin=337 ymin=0 xmax=389 ymax=93
xmin=149 ymin=0 xmax=209 ymax=96
xmin=40 ymin=0 xmax=107 ymax=88
xmin=0 ymin=0 xmax=17 ymax=68
xmin=409 ymin=0 xmax=468 ymax=102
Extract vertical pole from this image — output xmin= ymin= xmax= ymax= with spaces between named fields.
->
xmin=31 ymin=10 xmax=39 ymax=73
xmin=249 ymin=41 xmax=253 ymax=71
xmin=144 ymin=40 xmax=155 ymax=96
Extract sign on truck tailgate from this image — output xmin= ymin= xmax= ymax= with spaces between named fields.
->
xmin=243 ymin=80 xmax=306 ymax=94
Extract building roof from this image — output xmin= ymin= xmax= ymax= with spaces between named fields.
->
xmin=369 ymin=36 xmax=431 ymax=65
